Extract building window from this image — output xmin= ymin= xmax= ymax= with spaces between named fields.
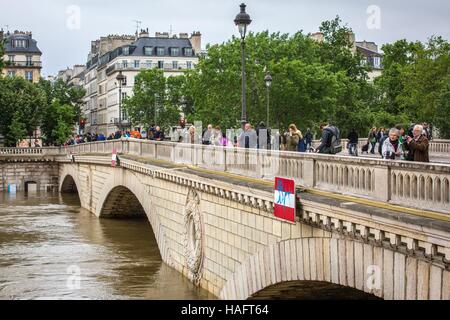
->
xmin=25 ymin=71 xmax=33 ymax=82
xmin=172 ymin=61 xmax=178 ymax=69
xmin=184 ymin=48 xmax=193 ymax=56
xmin=122 ymin=109 xmax=128 ymax=121
xmin=170 ymin=47 xmax=179 ymax=56
xmin=122 ymin=60 xmax=128 ymax=68
xmin=122 ymin=46 xmax=129 ymax=55
xmin=186 ymin=61 xmax=192 ymax=69
xmin=144 ymin=47 xmax=153 ymax=56
xmin=122 ymin=92 xmax=127 ymax=100
xmin=145 ymin=60 xmax=152 ymax=68
xmin=7 ymin=70 xmax=16 ymax=77
xmin=134 ymin=60 xmax=140 ymax=68
xmin=26 ymin=56 xmax=32 ymax=66
xmin=121 ymin=76 xmax=127 ymax=86
xmin=157 ymin=47 xmax=165 ymax=56
xmin=13 ymin=39 xmax=27 ymax=48
xmin=8 ymin=55 xmax=14 ymax=63
xmin=158 ymin=61 xmax=164 ymax=69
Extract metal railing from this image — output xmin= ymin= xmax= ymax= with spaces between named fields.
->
xmin=64 ymin=139 xmax=450 ymax=214
xmin=6 ymin=61 xmax=42 ymax=67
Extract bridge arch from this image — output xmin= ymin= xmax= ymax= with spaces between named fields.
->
xmin=59 ymin=166 xmax=84 ymax=206
xmin=220 ymin=237 xmax=445 ymax=300
xmin=60 ymin=175 xmax=78 ymax=193
xmin=94 ymin=168 xmax=174 ymax=268
xmin=99 ymin=185 xmax=146 ymax=218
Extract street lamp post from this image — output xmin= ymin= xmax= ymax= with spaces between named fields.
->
xmin=116 ymin=71 xmax=125 ymax=132
xmin=234 ymin=3 xmax=252 ymax=129
xmin=264 ymin=72 xmax=272 ymax=128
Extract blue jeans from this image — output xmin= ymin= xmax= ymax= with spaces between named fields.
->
xmin=370 ymin=142 xmax=376 ymax=153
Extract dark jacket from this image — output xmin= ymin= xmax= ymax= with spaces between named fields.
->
xmin=378 ymin=134 xmax=388 ymax=156
xmin=405 ymin=135 xmax=429 ymax=162
xmin=304 ymin=131 xmax=313 ymax=144
xmin=347 ymin=131 xmax=359 ymax=144
xmin=153 ymin=130 xmax=165 ymax=141
xmin=317 ymin=126 xmax=338 ymax=154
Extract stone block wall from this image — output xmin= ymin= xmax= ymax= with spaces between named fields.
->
xmin=0 ymin=161 xmax=59 ymax=192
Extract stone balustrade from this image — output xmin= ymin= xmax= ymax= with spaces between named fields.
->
xmin=63 ymin=139 xmax=450 ymax=215
xmin=0 ymin=147 xmax=61 ymax=155
xmin=312 ymin=138 xmax=450 ymax=155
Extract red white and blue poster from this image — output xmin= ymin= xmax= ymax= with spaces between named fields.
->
xmin=274 ymin=177 xmax=296 ymax=222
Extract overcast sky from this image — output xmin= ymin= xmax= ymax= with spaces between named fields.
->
xmin=1 ymin=0 xmax=449 ymax=76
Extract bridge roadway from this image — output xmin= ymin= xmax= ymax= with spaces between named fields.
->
xmin=1 ymin=140 xmax=450 ymax=299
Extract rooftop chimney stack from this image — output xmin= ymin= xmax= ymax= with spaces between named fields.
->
xmin=190 ymin=31 xmax=202 ymax=55
xmin=139 ymin=28 xmax=149 ymax=38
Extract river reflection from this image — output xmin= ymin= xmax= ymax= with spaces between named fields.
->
xmin=0 ymin=192 xmax=214 ymax=300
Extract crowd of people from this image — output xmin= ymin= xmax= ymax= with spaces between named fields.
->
xmin=64 ymin=120 xmax=431 ymax=163
xmin=172 ymin=121 xmax=342 ymax=156
xmin=65 ymin=126 xmax=166 ymax=146
xmin=360 ymin=123 xmax=431 ymax=163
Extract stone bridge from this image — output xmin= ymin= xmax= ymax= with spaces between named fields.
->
xmin=1 ymin=141 xmax=450 ymax=299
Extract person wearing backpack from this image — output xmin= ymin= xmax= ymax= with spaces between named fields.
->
xmin=286 ymin=124 xmax=303 ymax=152
xmin=378 ymin=130 xmax=389 ymax=157
xmin=316 ymin=123 xmax=342 ymax=155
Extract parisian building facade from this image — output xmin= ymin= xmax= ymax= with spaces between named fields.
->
xmin=81 ymin=29 xmax=201 ymax=135
xmin=1 ymin=30 xmax=42 ymax=83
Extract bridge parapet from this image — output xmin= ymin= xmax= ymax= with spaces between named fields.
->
xmin=64 ymin=140 xmax=450 ymax=213
xmin=64 ymin=139 xmax=450 ymax=215
xmin=0 ymin=147 xmax=61 ymax=156
xmin=313 ymin=138 xmax=450 ymax=155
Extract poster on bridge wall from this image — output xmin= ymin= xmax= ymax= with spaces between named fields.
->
xmin=274 ymin=177 xmax=296 ymax=223
xmin=111 ymin=148 xmax=117 ymax=167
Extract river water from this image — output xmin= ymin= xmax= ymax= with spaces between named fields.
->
xmin=0 ymin=192 xmax=213 ymax=300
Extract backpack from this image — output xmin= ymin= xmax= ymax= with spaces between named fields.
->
xmin=297 ymin=138 xmax=307 ymax=152
xmin=329 ymin=126 xmax=342 ymax=154
xmin=378 ymin=135 xmax=388 ymax=156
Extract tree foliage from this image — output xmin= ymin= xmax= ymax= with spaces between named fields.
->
xmin=179 ymin=16 xmax=374 ymax=137
xmin=0 ymin=75 xmax=84 ymax=146
xmin=374 ymin=36 xmax=450 ymax=137
xmin=123 ymin=69 xmax=183 ymax=130
xmin=0 ymin=76 xmax=46 ymax=146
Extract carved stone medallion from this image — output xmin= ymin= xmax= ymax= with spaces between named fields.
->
xmin=183 ymin=188 xmax=204 ymax=285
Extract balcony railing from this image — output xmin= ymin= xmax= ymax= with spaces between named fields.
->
xmin=106 ymin=62 xmax=192 ymax=75
xmin=6 ymin=61 xmax=42 ymax=67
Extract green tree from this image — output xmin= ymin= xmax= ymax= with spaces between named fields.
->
xmin=123 ymin=69 xmax=167 ymax=130
xmin=35 ymin=79 xmax=84 ymax=145
xmin=374 ymin=36 xmax=450 ymax=136
xmin=434 ymin=76 xmax=450 ymax=138
xmin=0 ymin=38 xmax=4 ymax=71
xmin=318 ymin=16 xmax=369 ymax=80
xmin=0 ymin=76 xmax=46 ymax=146
xmin=6 ymin=111 xmax=27 ymax=146
xmin=47 ymin=101 xmax=76 ymax=145
xmin=182 ymin=17 xmax=377 ymax=137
